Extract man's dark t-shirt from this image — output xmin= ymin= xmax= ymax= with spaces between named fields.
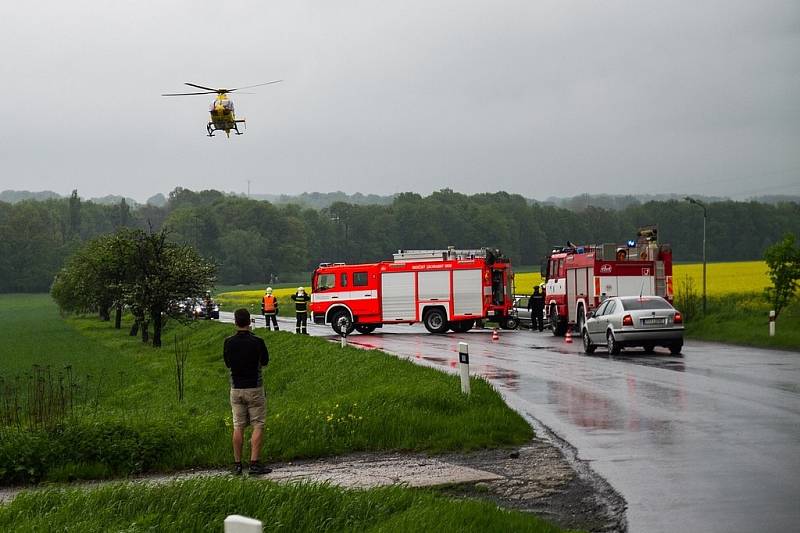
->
xmin=223 ymin=331 xmax=269 ymax=389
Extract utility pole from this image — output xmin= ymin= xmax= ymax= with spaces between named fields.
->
xmin=684 ymin=197 xmax=707 ymax=314
xmin=246 ymin=180 xmax=251 ymax=199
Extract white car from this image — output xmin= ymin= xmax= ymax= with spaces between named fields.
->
xmin=582 ymin=296 xmax=684 ymax=355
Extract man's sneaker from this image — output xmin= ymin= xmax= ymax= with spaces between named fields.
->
xmin=248 ymin=462 xmax=272 ymax=475
xmin=232 ymin=462 xmax=243 ymax=475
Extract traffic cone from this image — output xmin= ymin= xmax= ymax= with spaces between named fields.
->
xmin=492 ymin=328 xmax=499 ymax=341
xmin=565 ymin=329 xmax=573 ymax=344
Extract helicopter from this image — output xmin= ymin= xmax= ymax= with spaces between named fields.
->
xmin=162 ymin=81 xmax=282 ymax=137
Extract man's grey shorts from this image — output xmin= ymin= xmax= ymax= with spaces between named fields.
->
xmin=230 ymin=387 xmax=266 ymax=428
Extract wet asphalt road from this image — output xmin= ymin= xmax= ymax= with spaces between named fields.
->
xmin=222 ymin=313 xmax=800 ymax=533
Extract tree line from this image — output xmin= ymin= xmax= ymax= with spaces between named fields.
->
xmin=1 ymin=187 xmax=799 ymax=292
xmin=51 ymin=227 xmax=215 ymax=347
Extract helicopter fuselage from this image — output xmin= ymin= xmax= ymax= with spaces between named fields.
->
xmin=207 ymin=94 xmax=244 ymax=138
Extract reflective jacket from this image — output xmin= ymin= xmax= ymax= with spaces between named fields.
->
xmin=262 ymin=295 xmax=278 ymax=314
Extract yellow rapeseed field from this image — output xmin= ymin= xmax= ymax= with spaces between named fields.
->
xmin=673 ymin=261 xmax=769 ymax=295
xmin=217 ymin=287 xmax=309 ymax=310
xmin=219 ymin=261 xmax=769 ymax=304
xmin=513 ymin=261 xmax=768 ymax=296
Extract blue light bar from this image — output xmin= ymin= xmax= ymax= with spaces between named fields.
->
xmin=627 ymin=240 xmax=636 ymax=248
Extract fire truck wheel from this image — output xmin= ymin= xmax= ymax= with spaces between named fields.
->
xmin=606 ymin=331 xmax=621 ymax=355
xmin=423 ymin=308 xmax=449 ymax=334
xmin=501 ymin=317 xmax=519 ymax=330
xmin=550 ymin=306 xmax=567 ymax=336
xmin=576 ymin=307 xmax=585 ymax=333
xmin=331 ymin=310 xmax=355 ymax=336
xmin=582 ymin=329 xmax=596 ymax=354
xmin=354 ymin=324 xmax=377 ymax=334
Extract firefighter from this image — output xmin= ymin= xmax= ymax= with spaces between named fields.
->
xmin=203 ymin=291 xmax=213 ymax=320
xmin=291 ymin=287 xmax=311 ymax=335
xmin=528 ymin=285 xmax=545 ymax=332
xmin=261 ymin=287 xmax=279 ymax=331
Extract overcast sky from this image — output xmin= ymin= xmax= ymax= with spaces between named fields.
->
xmin=1 ymin=1 xmax=798 ymax=202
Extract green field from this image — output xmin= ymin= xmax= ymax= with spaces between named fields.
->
xmin=0 ymin=477 xmax=568 ymax=533
xmin=0 ymin=294 xmax=532 ymax=485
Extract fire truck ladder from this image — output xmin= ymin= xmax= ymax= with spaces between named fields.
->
xmin=393 ymin=248 xmax=491 ymax=263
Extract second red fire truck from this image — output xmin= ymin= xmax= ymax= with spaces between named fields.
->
xmin=310 ymin=248 xmax=516 ymax=335
xmin=542 ymin=226 xmax=674 ymax=336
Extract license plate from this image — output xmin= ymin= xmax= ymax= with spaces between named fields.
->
xmin=642 ymin=318 xmax=666 ymax=325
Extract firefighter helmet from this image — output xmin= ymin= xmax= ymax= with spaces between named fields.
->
xmin=265 ymin=287 xmax=273 ymax=294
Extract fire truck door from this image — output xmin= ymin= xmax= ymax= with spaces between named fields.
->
xmin=381 ymin=272 xmax=416 ymax=321
xmin=418 ymin=271 xmax=451 ymax=318
xmin=566 ymin=269 xmax=577 ymax=322
xmin=453 ymin=269 xmax=482 ymax=316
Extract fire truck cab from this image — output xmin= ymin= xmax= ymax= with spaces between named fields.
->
xmin=543 ymin=226 xmax=673 ymax=336
xmin=310 ymin=248 xmax=516 ymax=335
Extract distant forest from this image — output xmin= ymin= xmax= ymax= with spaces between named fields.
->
xmin=1 ymin=187 xmax=798 ymax=292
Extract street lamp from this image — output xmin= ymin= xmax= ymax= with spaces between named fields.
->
xmin=684 ymin=196 xmax=707 ymax=314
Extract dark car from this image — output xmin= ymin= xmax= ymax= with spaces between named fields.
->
xmin=179 ymin=297 xmax=219 ymax=319
xmin=581 ymin=296 xmax=684 ymax=355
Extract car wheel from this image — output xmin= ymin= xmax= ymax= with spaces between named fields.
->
xmin=423 ymin=308 xmax=449 ymax=334
xmin=354 ymin=324 xmax=377 ymax=334
xmin=331 ymin=310 xmax=355 ymax=336
xmin=669 ymin=342 xmax=683 ymax=355
xmin=582 ymin=329 xmax=596 ymax=354
xmin=607 ymin=331 xmax=621 ymax=355
xmin=643 ymin=344 xmax=655 ymax=354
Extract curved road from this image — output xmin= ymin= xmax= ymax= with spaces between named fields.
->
xmin=222 ymin=313 xmax=800 ymax=533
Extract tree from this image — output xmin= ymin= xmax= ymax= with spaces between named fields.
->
xmin=127 ymin=228 xmax=216 ymax=347
xmin=68 ymin=190 xmax=81 ymax=238
xmin=51 ymin=231 xmax=135 ymax=323
xmin=763 ymin=233 xmax=800 ymax=320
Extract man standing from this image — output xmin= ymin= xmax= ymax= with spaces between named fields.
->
xmin=528 ymin=285 xmax=545 ymax=332
xmin=223 ymin=308 xmax=271 ymax=475
xmin=290 ymin=286 xmax=311 ymax=334
xmin=261 ymin=287 xmax=279 ymax=331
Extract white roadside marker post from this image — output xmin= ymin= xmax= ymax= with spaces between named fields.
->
xmin=224 ymin=515 xmax=262 ymax=533
xmin=458 ymin=341 xmax=470 ymax=395
xmin=341 ymin=330 xmax=347 ymax=348
xmin=769 ymin=310 xmax=776 ymax=337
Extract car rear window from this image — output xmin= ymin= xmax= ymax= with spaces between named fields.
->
xmin=621 ymin=298 xmax=673 ymax=311
xmin=516 ymin=297 xmax=529 ymax=307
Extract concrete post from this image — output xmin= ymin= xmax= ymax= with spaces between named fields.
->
xmin=458 ymin=342 xmax=470 ymax=395
xmin=769 ymin=310 xmax=776 ymax=337
xmin=224 ymin=515 xmax=262 ymax=533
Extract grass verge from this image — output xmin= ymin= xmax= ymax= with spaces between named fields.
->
xmin=684 ymin=293 xmax=800 ymax=351
xmin=0 ymin=295 xmax=532 ymax=485
xmin=0 ymin=477 xmax=573 ymax=532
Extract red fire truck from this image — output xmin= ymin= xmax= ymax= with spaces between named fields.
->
xmin=310 ymin=248 xmax=516 ymax=335
xmin=542 ymin=227 xmax=673 ymax=336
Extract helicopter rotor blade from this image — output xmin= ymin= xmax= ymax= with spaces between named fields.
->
xmin=184 ymin=82 xmax=221 ymax=92
xmin=228 ymin=80 xmax=283 ymax=92
xmin=162 ymin=91 xmax=218 ymax=96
